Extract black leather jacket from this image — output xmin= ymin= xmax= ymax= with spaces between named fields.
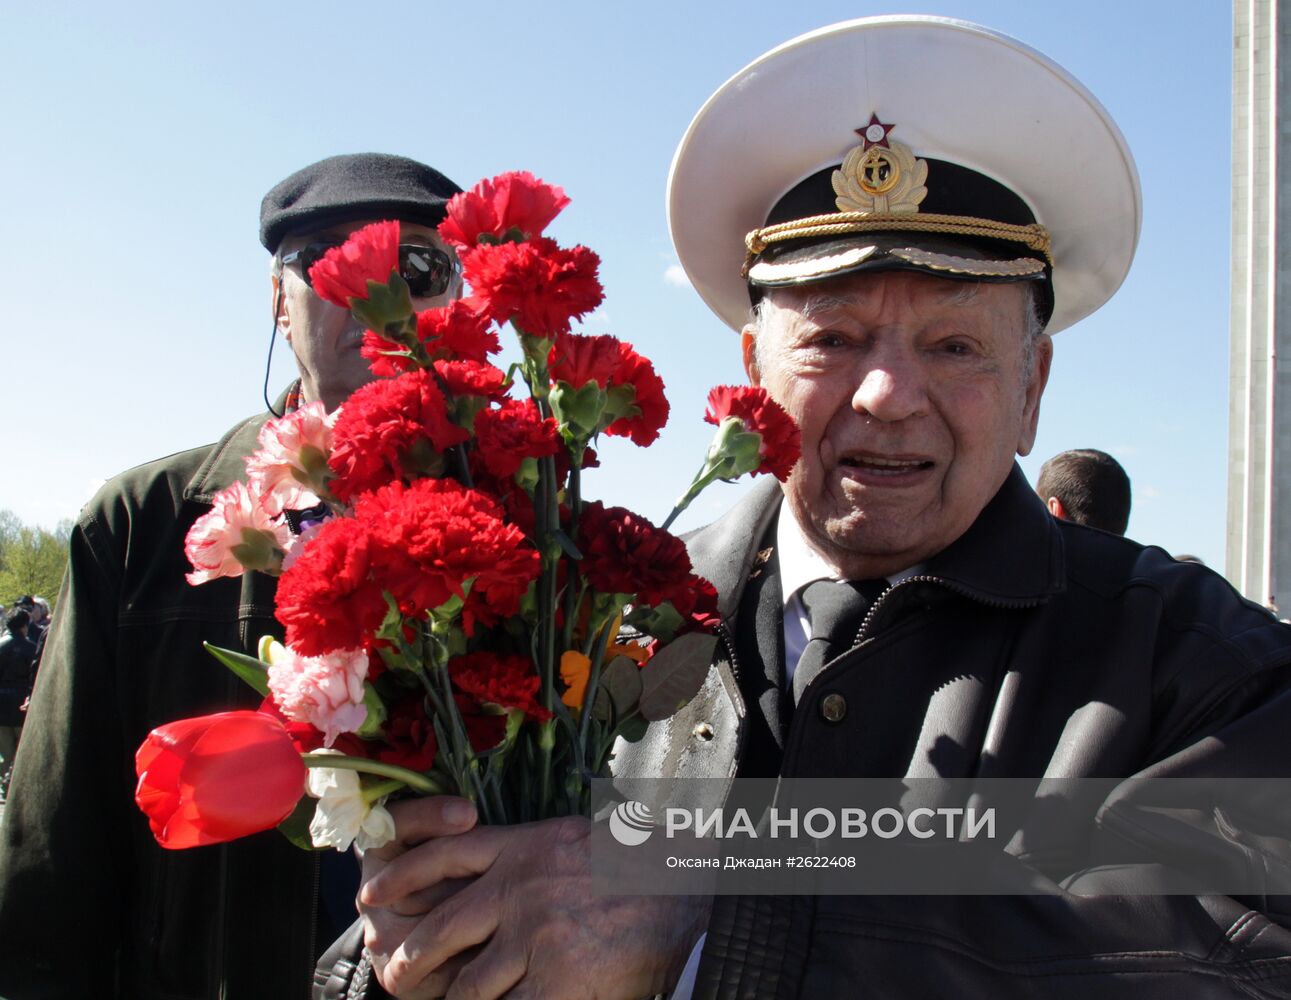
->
xmin=0 ymin=630 xmax=36 ymax=689
xmin=630 ymin=468 xmax=1291 ymax=999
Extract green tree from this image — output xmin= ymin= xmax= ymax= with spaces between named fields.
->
xmin=0 ymin=511 xmax=71 ymax=613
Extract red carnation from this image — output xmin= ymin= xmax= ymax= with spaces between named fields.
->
xmin=704 ymin=385 xmax=801 ymax=481
xmin=376 ymin=694 xmax=438 ymax=772
xmin=274 ymin=518 xmax=389 ymax=655
xmin=328 ymin=369 xmax=470 ymax=502
xmin=455 ymin=693 xmax=507 ymax=752
xmin=450 ymin=652 xmax=551 ymax=721
xmin=134 ymin=712 xmax=306 ymax=849
xmin=473 ymin=399 xmax=561 ymax=478
xmin=433 ymin=358 xmax=509 ymax=402
xmin=463 ymin=237 xmax=602 ymax=336
xmin=439 ymin=171 xmax=570 ymax=249
xmin=549 ymin=332 xmax=623 ymax=390
xmin=550 ymin=333 xmax=669 ymax=446
xmin=308 ymin=220 xmax=400 ymax=309
xmin=577 ymin=502 xmax=693 ymax=607
xmin=669 ymin=573 xmax=721 ymax=634
xmin=466 ymin=457 xmax=540 ymax=537
xmin=356 ymin=479 xmax=541 ymax=631
xmin=416 ymin=299 xmax=500 ymax=361
xmin=360 ymin=300 xmax=500 ymax=377
xmin=360 ymin=330 xmax=417 ymax=378
xmin=607 ymin=341 xmax=669 ymax=446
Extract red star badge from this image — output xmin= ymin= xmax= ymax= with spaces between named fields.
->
xmin=855 ymin=113 xmax=896 ymax=150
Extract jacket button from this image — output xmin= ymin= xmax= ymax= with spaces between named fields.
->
xmin=692 ymin=722 xmax=715 ymax=742
xmin=820 ymin=693 xmax=847 ymax=723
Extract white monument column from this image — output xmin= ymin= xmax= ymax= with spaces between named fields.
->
xmin=1229 ymin=0 xmax=1291 ymax=605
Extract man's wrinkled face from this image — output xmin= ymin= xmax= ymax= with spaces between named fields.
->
xmin=274 ymin=218 xmax=458 ymax=412
xmin=742 ymin=270 xmax=1051 ymax=578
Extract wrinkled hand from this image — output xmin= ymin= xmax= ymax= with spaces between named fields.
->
xmin=359 ymin=796 xmax=709 ymax=1000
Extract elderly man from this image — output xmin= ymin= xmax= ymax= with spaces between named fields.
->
xmin=321 ymin=19 xmax=1291 ymax=1000
xmin=0 ymin=153 xmax=463 ymax=1000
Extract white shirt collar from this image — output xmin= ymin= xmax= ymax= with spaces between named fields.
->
xmin=774 ymin=500 xmax=922 ymax=599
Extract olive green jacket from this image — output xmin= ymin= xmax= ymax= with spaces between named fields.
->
xmin=0 ymin=410 xmax=323 ymax=1000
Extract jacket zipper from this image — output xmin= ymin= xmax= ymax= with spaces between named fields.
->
xmin=854 ymin=574 xmax=1046 ymax=646
xmin=716 ymin=620 xmax=745 ymax=682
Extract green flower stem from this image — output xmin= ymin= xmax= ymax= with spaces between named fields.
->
xmin=360 ymin=778 xmax=406 ymax=805
xmin=301 ymin=754 xmax=445 ymax=795
xmin=537 ymin=719 xmax=557 ymax=817
xmin=429 ymin=626 xmax=498 ymax=824
xmin=561 ymin=462 xmax=583 ymax=653
xmin=578 ymin=619 xmax=613 ymax=771
xmin=661 ymin=460 xmax=730 ymax=531
xmin=535 ymin=449 xmax=563 ymax=817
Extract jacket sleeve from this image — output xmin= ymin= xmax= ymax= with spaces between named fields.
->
xmin=313 ymin=918 xmax=393 ymax=1000
xmin=0 ymin=512 xmax=132 ymax=997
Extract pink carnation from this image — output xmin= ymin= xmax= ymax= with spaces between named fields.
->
xmin=267 ymin=645 xmax=370 ymax=747
xmin=245 ymin=402 xmax=337 ymax=516
xmin=184 ymin=481 xmax=290 ymax=585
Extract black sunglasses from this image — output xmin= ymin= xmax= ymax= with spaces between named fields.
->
xmin=281 ymin=242 xmax=458 ymax=298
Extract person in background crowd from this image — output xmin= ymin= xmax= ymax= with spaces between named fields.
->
xmin=0 ymin=153 xmax=464 ymax=1000
xmin=1035 ymin=447 xmax=1132 ymax=535
xmin=0 ymin=607 xmax=37 ymax=794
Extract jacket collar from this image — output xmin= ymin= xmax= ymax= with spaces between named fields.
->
xmin=183 ymin=412 xmax=272 ymax=506
xmin=684 ymin=477 xmax=784 ymax=621
xmin=183 ymin=385 xmax=299 ymax=505
xmin=686 ymin=463 xmax=1064 ymax=617
xmin=922 ymin=463 xmax=1066 ymax=605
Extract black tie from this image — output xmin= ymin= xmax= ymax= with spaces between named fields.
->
xmin=791 ymin=578 xmax=888 ymax=704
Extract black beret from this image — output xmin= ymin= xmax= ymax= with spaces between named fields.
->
xmin=259 ymin=153 xmax=463 ymax=252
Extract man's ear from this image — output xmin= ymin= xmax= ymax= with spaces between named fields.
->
xmin=1046 ymin=496 xmax=1067 ymax=520
xmin=741 ymin=326 xmax=761 ymax=385
xmin=1016 ymin=334 xmax=1053 ymax=456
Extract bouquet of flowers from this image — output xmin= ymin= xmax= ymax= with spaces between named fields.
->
xmin=134 ymin=172 xmax=800 ymax=853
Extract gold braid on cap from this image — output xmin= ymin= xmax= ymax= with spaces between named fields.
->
xmin=742 ymin=212 xmax=1052 ymax=277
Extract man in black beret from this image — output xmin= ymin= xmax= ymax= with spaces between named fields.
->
xmin=0 ymin=153 xmax=463 ymax=1000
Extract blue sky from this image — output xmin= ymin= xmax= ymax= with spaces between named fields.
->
xmin=2 ymin=1 xmax=1232 ymax=567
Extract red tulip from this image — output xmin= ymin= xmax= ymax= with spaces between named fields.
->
xmin=135 ymin=711 xmax=307 ymax=850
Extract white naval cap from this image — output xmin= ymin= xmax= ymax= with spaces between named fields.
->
xmin=667 ymin=15 xmax=1141 ymax=334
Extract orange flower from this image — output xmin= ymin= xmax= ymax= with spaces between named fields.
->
xmin=560 ymin=650 xmax=592 ymax=709
xmin=607 ymin=642 xmax=649 ymax=666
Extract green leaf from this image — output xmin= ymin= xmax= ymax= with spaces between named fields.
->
xmin=277 ymin=794 xmax=322 ymax=851
xmin=356 ymin=683 xmax=388 ymax=739
xmin=624 ymin=602 xmax=685 ymax=643
xmin=551 ymin=528 xmax=584 ymax=560
xmin=638 ymin=632 xmax=718 ymax=721
xmin=592 ymin=655 xmax=643 ymax=723
xmin=615 ymin=713 xmax=650 ymax=744
xmin=351 ymin=273 xmax=414 ymax=333
xmin=203 ymin=642 xmax=270 ymax=697
xmin=550 ymin=381 xmax=608 ymax=439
